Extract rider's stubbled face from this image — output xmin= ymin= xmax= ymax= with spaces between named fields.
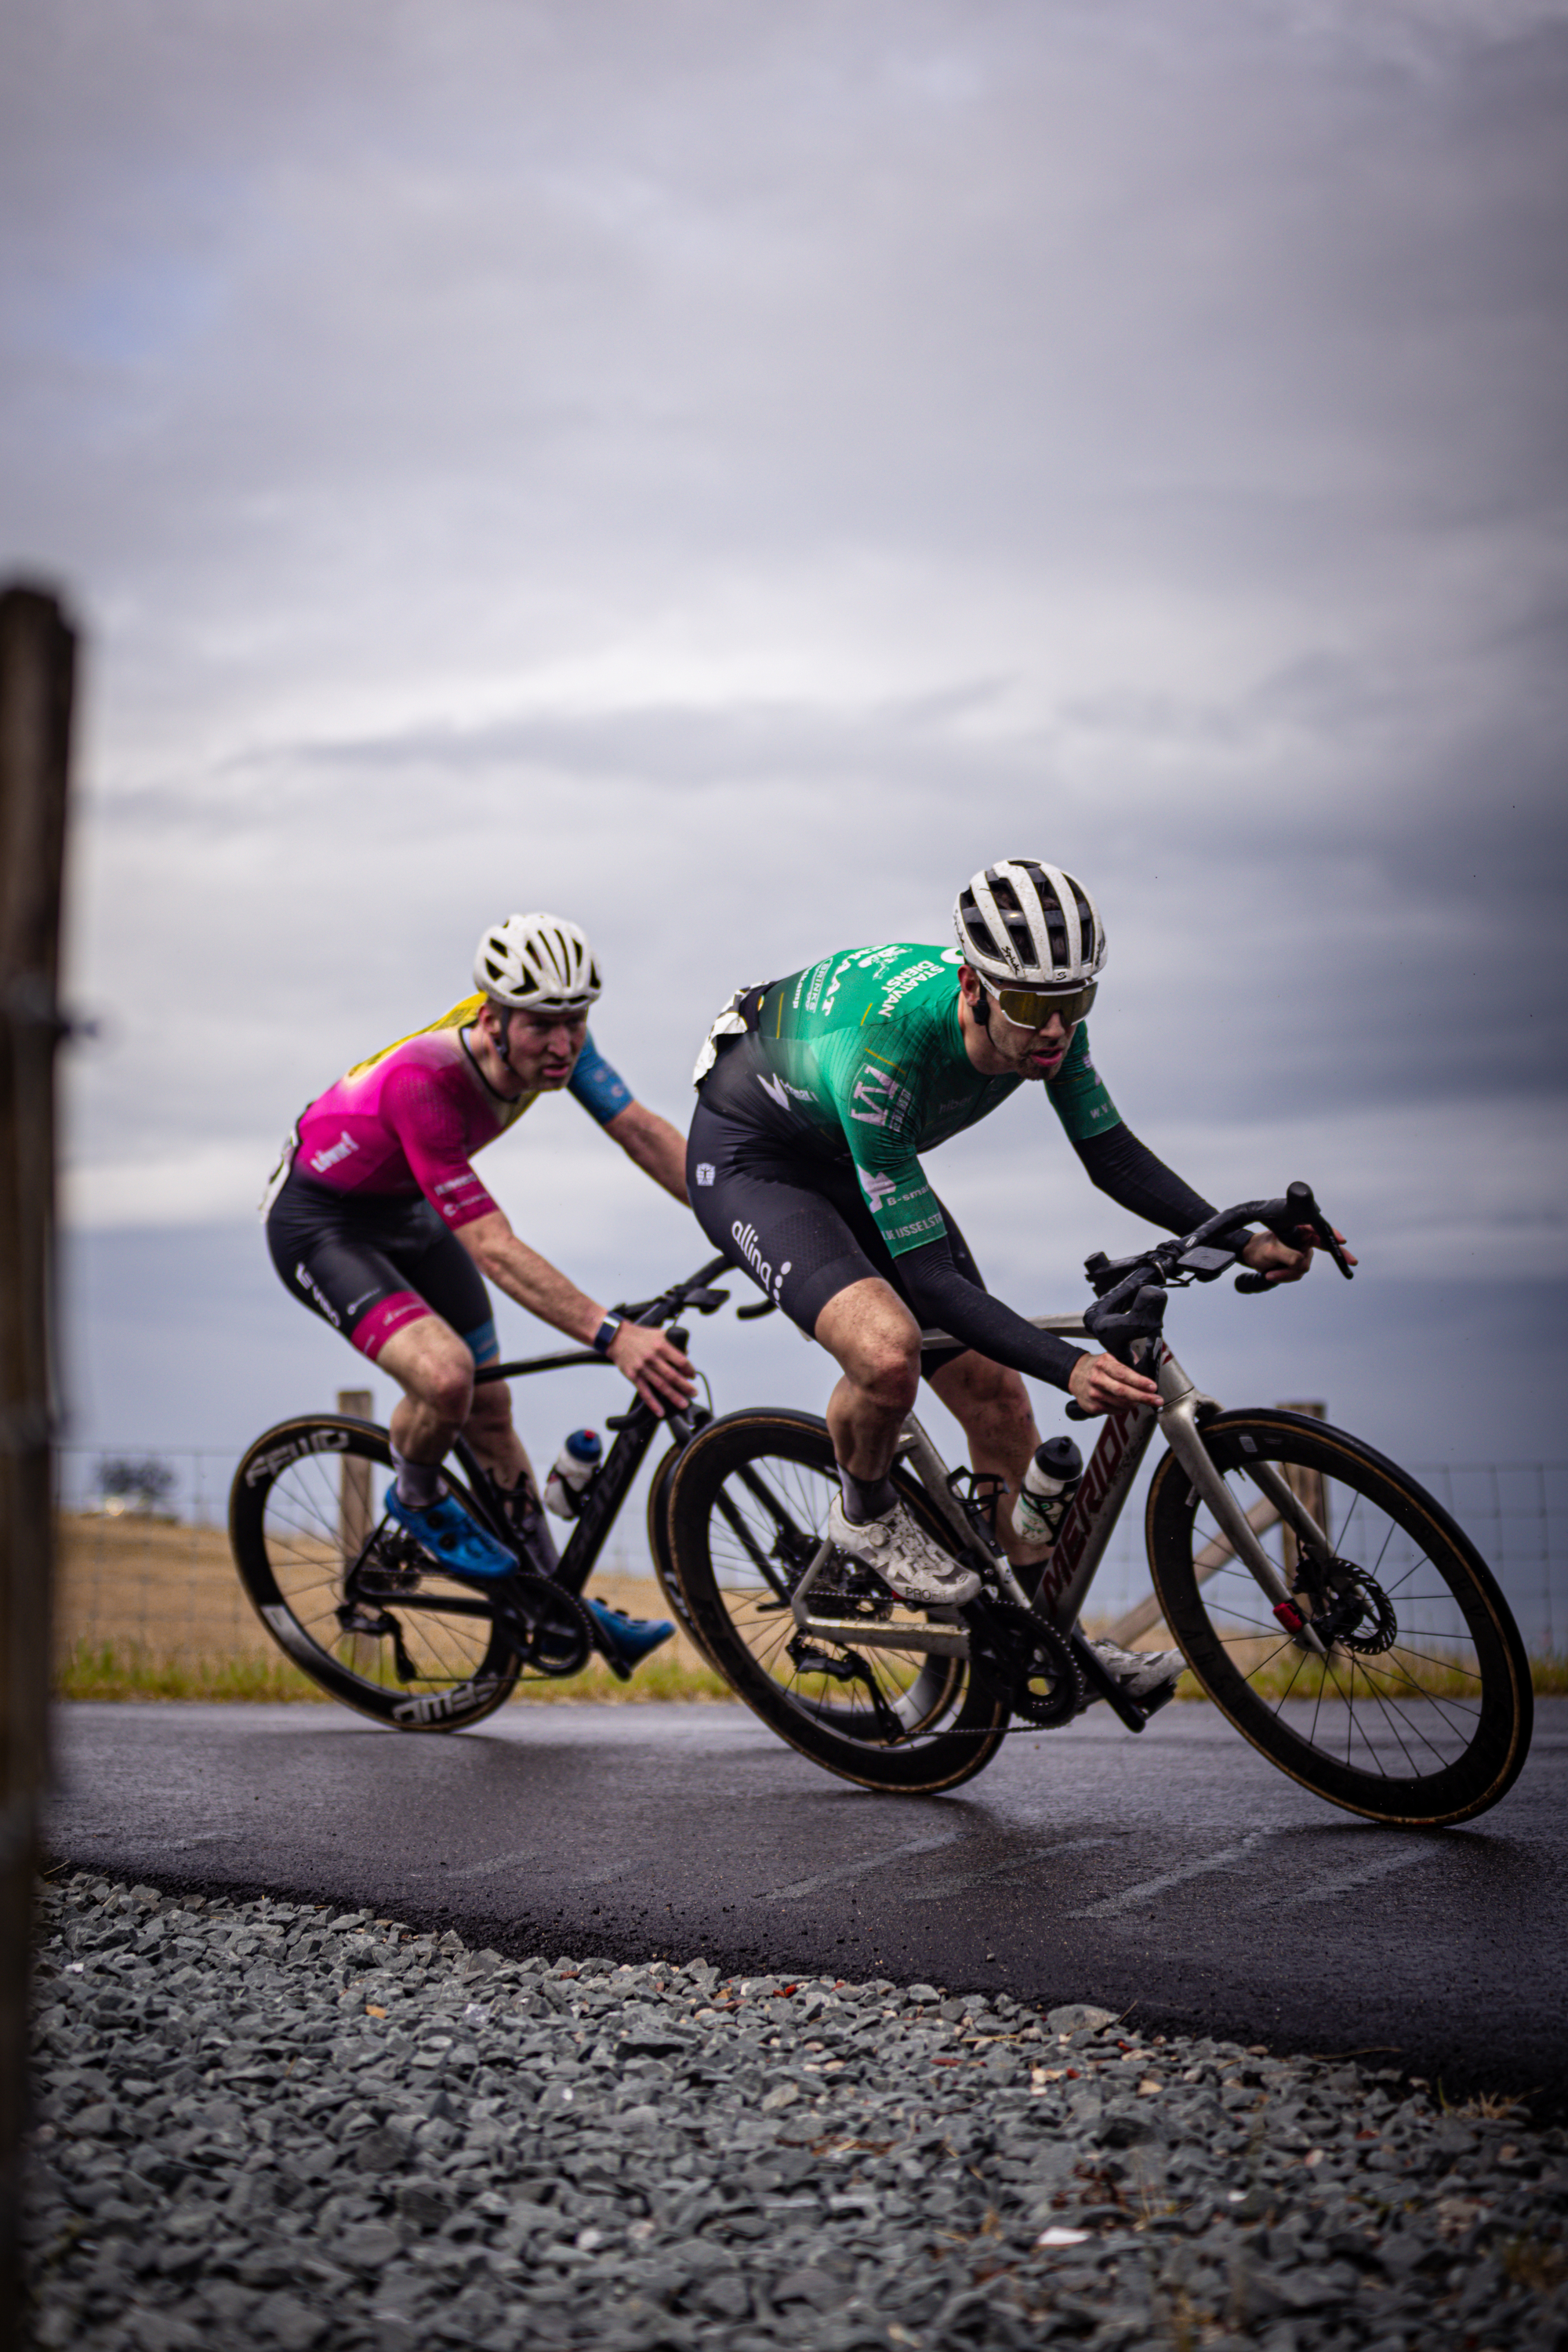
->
xmin=490 ymin=1005 xmax=590 ymax=1091
xmin=1001 ymin=1011 xmax=1075 ymax=1080
xmin=959 ymin=970 xmax=1076 ymax=1080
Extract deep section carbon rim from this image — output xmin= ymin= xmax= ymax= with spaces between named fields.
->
xmin=229 ymin=1416 xmax=520 ymax=1730
xmin=1146 ymin=1410 xmax=1531 ymax=1825
xmin=662 ymin=1409 xmax=1007 ymax=1791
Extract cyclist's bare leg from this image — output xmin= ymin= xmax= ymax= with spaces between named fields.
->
xmin=926 ymin=1351 xmax=1051 ymax=1568
xmin=459 ymin=1376 xmax=536 ymax=1497
xmin=376 ymin=1314 xmax=475 ymax=1467
xmin=815 ymin=1279 xmax=921 ymax=1479
xmin=376 ymin=1315 xmax=536 ymax=1491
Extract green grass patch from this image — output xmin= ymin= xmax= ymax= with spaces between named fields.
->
xmin=55 ymin=1639 xmax=326 ymax=1702
xmin=53 ymin=1636 xmax=733 ymax=1705
xmin=510 ymin=1654 xmax=735 ymax=1703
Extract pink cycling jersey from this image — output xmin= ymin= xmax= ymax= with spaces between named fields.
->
xmin=286 ymin=989 xmax=635 ymax=1230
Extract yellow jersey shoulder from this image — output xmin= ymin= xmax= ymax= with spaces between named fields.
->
xmin=343 ymin=994 xmax=485 ymax=1082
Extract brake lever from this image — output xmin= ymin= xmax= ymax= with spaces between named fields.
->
xmin=1238 ymin=1178 xmax=1353 ymax=1291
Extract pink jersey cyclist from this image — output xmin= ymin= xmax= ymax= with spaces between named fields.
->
xmin=261 ymin=912 xmax=695 ymax=1667
xmin=273 ymin=993 xmax=635 ymax=1359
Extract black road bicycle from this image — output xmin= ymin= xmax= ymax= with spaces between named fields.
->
xmin=229 ymin=1258 xmax=737 ymax=1730
xmin=658 ymin=1185 xmax=1534 ymax=1828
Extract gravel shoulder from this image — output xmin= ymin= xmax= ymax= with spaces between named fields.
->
xmin=24 ymin=1872 xmax=1568 ymax=2350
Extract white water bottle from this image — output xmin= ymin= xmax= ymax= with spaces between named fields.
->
xmin=1014 ymin=1436 xmax=1083 ymax=1546
xmin=544 ymin=1428 xmax=603 ymax=1520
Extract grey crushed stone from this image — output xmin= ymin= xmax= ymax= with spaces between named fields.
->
xmin=20 ymin=1873 xmax=1568 ymax=2350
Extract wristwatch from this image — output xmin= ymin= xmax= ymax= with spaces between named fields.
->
xmin=590 ymin=1315 xmax=623 ymax=1358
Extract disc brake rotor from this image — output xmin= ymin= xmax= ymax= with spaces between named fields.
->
xmin=1300 ymin=1563 xmax=1399 ymax=1656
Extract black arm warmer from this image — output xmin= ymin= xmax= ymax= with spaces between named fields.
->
xmin=898 ymin=1236 xmax=1086 ymax=1392
xmin=1073 ymin=1123 xmax=1218 ymax=1237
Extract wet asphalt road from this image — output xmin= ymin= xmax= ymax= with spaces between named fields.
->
xmin=47 ymin=1697 xmax=1568 ymax=2111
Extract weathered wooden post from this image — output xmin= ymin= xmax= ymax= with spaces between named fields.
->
xmin=0 ymin=583 xmax=75 ymax=2338
xmin=336 ymin=1388 xmax=374 ymax=1566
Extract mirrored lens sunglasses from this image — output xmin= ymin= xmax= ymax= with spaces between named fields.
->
xmin=980 ymin=975 xmax=1098 ymax=1029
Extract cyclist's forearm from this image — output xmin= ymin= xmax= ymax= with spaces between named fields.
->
xmin=898 ymin=1240 xmax=1086 ymax=1391
xmin=457 ymin=1214 xmax=608 ymax=1346
xmin=604 ymin=1103 xmax=689 ymax=1204
xmin=1073 ymin=1125 xmax=1220 ymax=1237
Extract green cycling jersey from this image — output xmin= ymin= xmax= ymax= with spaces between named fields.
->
xmin=706 ymin=941 xmax=1123 ymax=1258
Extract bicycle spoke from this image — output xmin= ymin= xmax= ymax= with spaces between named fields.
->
xmin=1148 ymin=1408 xmax=1529 ymax=1824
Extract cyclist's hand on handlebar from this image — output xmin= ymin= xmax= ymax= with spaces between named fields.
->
xmin=608 ymin=1323 xmax=695 ymax=1416
xmin=1239 ymin=1226 xmax=1358 ymax=1287
xmin=1068 ymin=1350 xmax=1161 ymax=1417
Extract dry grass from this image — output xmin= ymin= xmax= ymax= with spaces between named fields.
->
xmin=52 ymin=1513 xmax=731 ymax=1704
xmin=51 ymin=1513 xmax=1565 ymax=1704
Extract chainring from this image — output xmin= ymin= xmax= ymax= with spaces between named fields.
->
xmin=969 ymin=1597 xmax=1083 ymax=1727
xmin=506 ymin=1573 xmax=595 ymax=1679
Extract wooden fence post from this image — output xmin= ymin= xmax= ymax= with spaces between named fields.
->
xmin=0 ymin=583 xmax=75 ymax=2339
xmin=336 ymin=1388 xmax=374 ymax=1565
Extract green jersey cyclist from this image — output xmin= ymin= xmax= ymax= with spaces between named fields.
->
xmin=686 ymin=859 xmax=1353 ymax=1704
xmin=263 ymin=912 xmax=696 ymax=1673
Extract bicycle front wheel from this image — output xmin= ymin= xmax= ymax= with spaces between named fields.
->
xmin=662 ymin=1408 xmax=1008 ymax=1792
xmin=1146 ymin=1410 xmax=1532 ymax=1826
xmin=230 ymin=1415 xmax=521 ymax=1730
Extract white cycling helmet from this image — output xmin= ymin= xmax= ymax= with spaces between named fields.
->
xmin=474 ymin=913 xmax=603 ymax=1011
xmin=953 ymin=860 xmax=1106 ymax=988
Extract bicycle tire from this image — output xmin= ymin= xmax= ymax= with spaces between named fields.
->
xmin=662 ymin=1408 xmax=1008 ymax=1791
xmin=1146 ymin=1409 xmax=1533 ymax=1826
xmin=645 ymin=1439 xmax=726 ymax=1675
xmin=230 ymin=1415 xmax=521 ymax=1730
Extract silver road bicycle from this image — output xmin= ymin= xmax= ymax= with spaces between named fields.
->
xmin=659 ymin=1184 xmax=1533 ymax=1826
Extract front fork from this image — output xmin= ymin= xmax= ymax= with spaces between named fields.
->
xmin=1153 ymin=1353 xmax=1330 ymax=1657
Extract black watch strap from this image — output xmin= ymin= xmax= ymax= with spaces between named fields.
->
xmin=591 ymin=1315 xmax=623 ymax=1358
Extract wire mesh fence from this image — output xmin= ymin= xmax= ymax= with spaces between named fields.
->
xmin=51 ymin=1441 xmax=1568 ymax=1688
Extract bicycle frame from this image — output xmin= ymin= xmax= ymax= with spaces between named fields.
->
xmin=452 ymin=1250 xmax=733 ymax=1595
xmin=461 ymin=1352 xmax=672 ymax=1599
xmin=786 ymin=1311 xmax=1332 ymax=1679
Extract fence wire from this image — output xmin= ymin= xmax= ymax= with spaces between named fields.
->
xmin=51 ymin=1444 xmax=1568 ymax=1669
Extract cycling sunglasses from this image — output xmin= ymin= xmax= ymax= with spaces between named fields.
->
xmin=978 ymin=975 xmax=1098 ymax=1029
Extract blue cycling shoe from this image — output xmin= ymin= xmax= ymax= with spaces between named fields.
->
xmin=383 ymin=1485 xmax=517 ymax=1581
xmin=585 ymin=1598 xmax=675 ymax=1671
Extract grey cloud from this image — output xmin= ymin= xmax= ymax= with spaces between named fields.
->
xmin=5 ymin=0 xmax=1563 ymax=1409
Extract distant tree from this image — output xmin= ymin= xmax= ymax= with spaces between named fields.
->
xmin=96 ymin=1456 xmax=179 ymax=1515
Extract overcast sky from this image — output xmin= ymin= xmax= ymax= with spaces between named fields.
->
xmin=5 ymin=0 xmax=1566 ymax=1481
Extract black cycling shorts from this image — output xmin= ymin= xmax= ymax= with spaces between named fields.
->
xmin=266 ymin=1171 xmax=497 ymax=1366
xmin=687 ymin=1094 xmax=983 ymax=1377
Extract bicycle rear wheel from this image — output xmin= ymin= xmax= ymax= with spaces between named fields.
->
xmin=230 ymin=1415 xmax=521 ymax=1729
xmin=1146 ymin=1409 xmax=1532 ymax=1826
xmin=662 ymin=1408 xmax=1008 ymax=1791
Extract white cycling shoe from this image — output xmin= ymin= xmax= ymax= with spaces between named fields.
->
xmin=826 ymin=1495 xmax=982 ymax=1610
xmin=1084 ymin=1637 xmax=1185 ymax=1702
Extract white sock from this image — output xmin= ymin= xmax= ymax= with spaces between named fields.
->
xmin=390 ymin=1448 xmax=441 ymax=1508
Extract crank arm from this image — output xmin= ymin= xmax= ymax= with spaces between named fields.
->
xmin=1068 ymin=1629 xmax=1149 ymax=1734
xmin=1159 ymin=1396 xmax=1328 ymax=1657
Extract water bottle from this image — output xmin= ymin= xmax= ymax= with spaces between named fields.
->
xmin=1014 ymin=1436 xmax=1083 ymax=1546
xmin=544 ymin=1428 xmax=603 ymax=1520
